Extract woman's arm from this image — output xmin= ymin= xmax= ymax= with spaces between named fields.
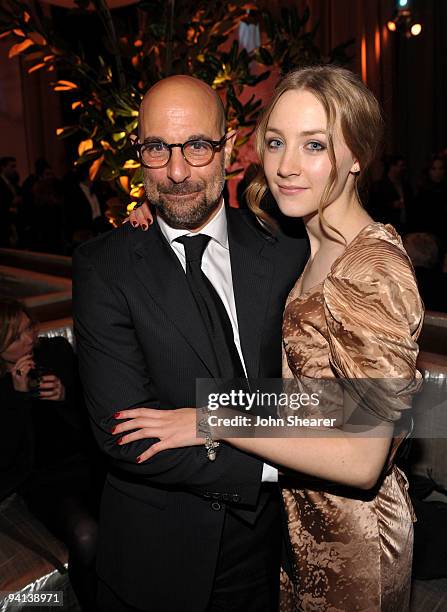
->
xmin=113 ymin=405 xmax=393 ymax=490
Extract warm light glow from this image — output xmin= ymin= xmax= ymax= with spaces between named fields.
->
xmin=361 ymin=35 xmax=367 ymax=84
xmin=374 ymin=27 xmax=381 ymax=62
xmin=411 ymin=23 xmax=422 ymax=36
xmin=387 ymin=20 xmax=397 ymax=32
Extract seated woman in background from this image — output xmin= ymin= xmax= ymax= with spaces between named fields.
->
xmin=0 ymin=298 xmax=102 ymax=611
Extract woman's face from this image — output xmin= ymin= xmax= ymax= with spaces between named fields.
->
xmin=429 ymin=159 xmax=445 ymax=184
xmin=262 ymin=89 xmax=357 ymax=219
xmin=1 ymin=313 xmax=35 ymax=365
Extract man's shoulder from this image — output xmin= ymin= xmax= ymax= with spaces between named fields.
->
xmin=74 ymin=222 xmax=146 ymax=262
xmin=227 ymin=206 xmax=308 ymax=255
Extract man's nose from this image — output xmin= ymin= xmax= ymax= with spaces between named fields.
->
xmin=166 ymin=147 xmax=191 ymax=183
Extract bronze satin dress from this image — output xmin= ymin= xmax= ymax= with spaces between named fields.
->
xmin=279 ymin=223 xmax=424 ymax=612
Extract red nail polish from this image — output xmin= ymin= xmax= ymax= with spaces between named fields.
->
xmin=110 ymin=426 xmax=116 ymax=434
xmin=116 ymin=436 xmax=123 ymax=445
xmin=131 ymin=221 xmax=137 ymax=227
xmin=142 ymin=224 xmax=148 ymax=231
xmin=113 ymin=412 xmax=121 ymax=419
xmin=136 ymin=456 xmax=142 ymax=463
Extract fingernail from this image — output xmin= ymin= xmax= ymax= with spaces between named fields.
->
xmin=131 ymin=221 xmax=137 ymax=227
xmin=142 ymin=224 xmax=148 ymax=231
xmin=110 ymin=426 xmax=116 ymax=434
xmin=136 ymin=456 xmax=142 ymax=463
xmin=113 ymin=411 xmax=121 ymax=419
xmin=116 ymin=436 xmax=123 ymax=445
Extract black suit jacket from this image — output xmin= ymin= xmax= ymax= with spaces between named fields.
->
xmin=73 ymin=207 xmax=308 ymax=610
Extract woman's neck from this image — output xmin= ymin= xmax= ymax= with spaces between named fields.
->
xmin=303 ymin=192 xmax=371 ymax=259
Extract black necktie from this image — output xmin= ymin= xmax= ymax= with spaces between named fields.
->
xmin=176 ymin=235 xmax=245 ymax=380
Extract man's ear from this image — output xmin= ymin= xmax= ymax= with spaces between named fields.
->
xmin=224 ymin=129 xmax=237 ymax=168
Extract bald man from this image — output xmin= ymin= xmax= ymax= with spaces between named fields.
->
xmin=73 ymin=76 xmax=308 ymax=611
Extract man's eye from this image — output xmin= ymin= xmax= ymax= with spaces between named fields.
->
xmin=306 ymin=141 xmax=325 ymax=152
xmin=145 ymin=142 xmax=166 ymax=154
xmin=189 ymin=141 xmax=209 ymax=151
xmin=266 ymin=138 xmax=283 ymax=150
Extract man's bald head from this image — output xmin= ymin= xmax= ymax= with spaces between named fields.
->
xmin=137 ymin=75 xmax=233 ymax=230
xmin=139 ymin=75 xmax=226 ymax=140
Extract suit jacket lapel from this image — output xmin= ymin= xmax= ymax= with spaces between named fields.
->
xmin=131 ymin=225 xmax=220 ymax=377
xmin=227 ymin=210 xmax=274 ymax=379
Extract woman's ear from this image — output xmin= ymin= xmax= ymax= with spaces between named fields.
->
xmin=350 ymin=161 xmax=360 ymax=174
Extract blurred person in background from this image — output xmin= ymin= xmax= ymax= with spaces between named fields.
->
xmin=20 ymin=158 xmax=56 ymax=249
xmin=403 ymin=232 xmax=447 ymax=312
xmin=370 ymin=154 xmax=413 ymax=233
xmin=0 ymin=156 xmax=22 ymax=247
xmin=0 ymin=298 xmax=102 ymax=610
xmin=64 ymin=164 xmax=111 ymax=251
xmin=412 ymin=157 xmax=447 ymax=255
xmin=28 ymin=177 xmax=68 ymax=254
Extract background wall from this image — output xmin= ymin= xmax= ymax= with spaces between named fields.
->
xmin=0 ymin=0 xmax=445 ymax=187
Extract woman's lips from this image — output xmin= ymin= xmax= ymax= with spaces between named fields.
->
xmin=277 ymin=185 xmax=309 ymax=195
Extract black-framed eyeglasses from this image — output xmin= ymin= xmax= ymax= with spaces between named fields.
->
xmin=133 ymin=134 xmax=231 ymax=169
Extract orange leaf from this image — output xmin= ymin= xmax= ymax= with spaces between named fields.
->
xmin=100 ymin=140 xmax=115 ymax=152
xmin=43 ymin=54 xmax=55 ymax=62
xmin=13 ymin=29 xmax=25 ymax=37
xmin=71 ymin=101 xmax=83 ymax=110
xmin=55 ymin=80 xmax=78 ymax=89
xmin=56 ymin=128 xmax=64 ymax=136
xmin=119 ymin=176 xmax=130 ymax=193
xmin=28 ymin=62 xmax=45 ymax=73
xmin=0 ymin=31 xmax=11 ymax=40
xmin=8 ymin=39 xmax=34 ymax=58
xmin=24 ymin=12 xmax=31 ymax=23
xmin=28 ymin=32 xmax=47 ymax=46
xmin=134 ymin=39 xmax=143 ymax=47
xmin=124 ymin=160 xmax=141 ymax=170
xmin=130 ymin=186 xmax=145 ymax=198
xmin=89 ymin=156 xmax=104 ymax=181
xmin=78 ymin=139 xmax=94 ymax=156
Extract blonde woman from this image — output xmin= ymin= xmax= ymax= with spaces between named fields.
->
xmin=117 ymin=66 xmax=423 ymax=610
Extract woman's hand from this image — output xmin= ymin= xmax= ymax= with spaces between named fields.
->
xmin=11 ymin=353 xmax=35 ymax=392
xmin=125 ymin=202 xmax=154 ymax=230
xmin=38 ymin=375 xmax=66 ymax=401
xmin=113 ymin=407 xmax=202 ymax=463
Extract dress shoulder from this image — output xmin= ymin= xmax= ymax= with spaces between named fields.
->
xmin=322 ymin=223 xmax=424 ymax=421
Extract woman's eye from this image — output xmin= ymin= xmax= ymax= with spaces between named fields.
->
xmin=306 ymin=141 xmax=325 ymax=152
xmin=266 ymin=138 xmax=283 ymax=150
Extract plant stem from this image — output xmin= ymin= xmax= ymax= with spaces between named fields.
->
xmin=91 ymin=0 xmax=126 ymax=90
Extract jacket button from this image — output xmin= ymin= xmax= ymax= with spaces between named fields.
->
xmin=212 ymin=492 xmax=220 ymax=500
xmin=203 ymin=492 xmax=211 ymax=499
xmin=211 ymin=501 xmax=222 ymax=511
xmin=222 ymin=493 xmax=229 ymax=501
xmin=232 ymin=494 xmax=241 ymax=503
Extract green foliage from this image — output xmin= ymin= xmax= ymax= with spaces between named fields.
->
xmin=0 ymin=0 xmax=353 ymax=221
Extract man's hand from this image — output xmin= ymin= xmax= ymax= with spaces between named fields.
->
xmin=11 ymin=353 xmax=35 ymax=392
xmin=38 ymin=375 xmax=66 ymax=401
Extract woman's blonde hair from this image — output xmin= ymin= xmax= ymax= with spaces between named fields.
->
xmin=246 ymin=65 xmax=384 ymax=234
